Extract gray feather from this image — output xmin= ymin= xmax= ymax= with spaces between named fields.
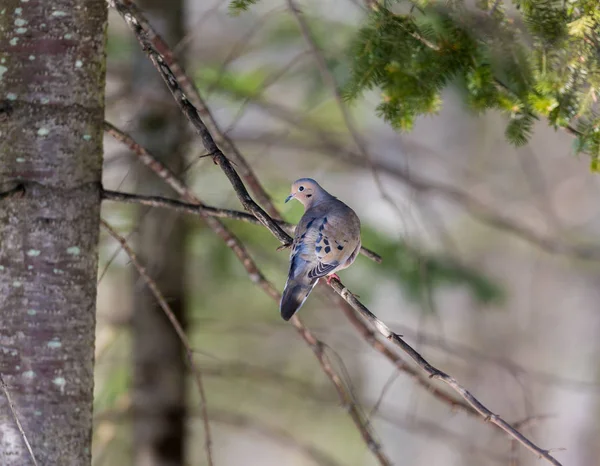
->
xmin=280 ymin=275 xmax=318 ymax=321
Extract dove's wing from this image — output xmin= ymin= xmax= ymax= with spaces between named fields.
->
xmin=280 ymin=199 xmax=361 ymax=321
xmin=292 ymin=200 xmax=361 ymax=280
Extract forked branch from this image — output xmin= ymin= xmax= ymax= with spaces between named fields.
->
xmin=108 ymin=1 xmax=563 ymax=464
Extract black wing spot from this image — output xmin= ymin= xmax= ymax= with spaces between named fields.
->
xmin=337 ymin=245 xmax=343 ymax=250
xmin=316 ymin=233 xmax=323 ymax=244
xmin=318 ymin=218 xmax=327 ymax=231
xmin=324 ymin=246 xmax=331 ymax=253
xmin=315 ymin=246 xmax=322 ymax=253
xmin=323 ymin=239 xmax=329 ymax=246
xmin=305 ymin=219 xmax=315 ymax=230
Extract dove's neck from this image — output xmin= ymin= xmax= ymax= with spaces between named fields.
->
xmin=304 ymin=190 xmax=336 ymax=210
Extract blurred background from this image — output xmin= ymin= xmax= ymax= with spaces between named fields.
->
xmin=95 ymin=1 xmax=600 ymax=465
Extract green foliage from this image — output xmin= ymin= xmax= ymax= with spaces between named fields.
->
xmin=360 ymin=226 xmax=504 ymax=307
xmin=195 ymin=66 xmax=269 ymax=97
xmin=228 ymin=0 xmax=260 ymax=15
xmin=345 ymin=1 xmax=600 ymax=168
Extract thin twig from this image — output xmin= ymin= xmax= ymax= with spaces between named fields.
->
xmin=108 ymin=1 xmax=564 ymax=463
xmin=509 ymin=415 xmax=556 ymax=466
xmin=286 ymin=0 xmax=405 ymax=224
xmin=230 ymin=107 xmax=600 ymax=261
xmin=100 ymin=219 xmax=214 ymax=466
xmin=325 ymin=290 xmax=476 ymax=414
xmin=104 ymin=120 xmax=281 ymax=301
xmin=108 ymin=0 xmax=282 ymax=220
xmin=327 ymin=278 xmax=562 ymax=466
xmin=0 ymin=373 xmax=39 ymax=466
xmin=101 ymin=188 xmax=382 ymax=263
xmin=293 ymin=134 xmax=600 ymax=261
xmin=103 ymin=123 xmax=390 ymax=464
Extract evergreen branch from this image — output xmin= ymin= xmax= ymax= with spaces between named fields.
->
xmin=488 ymin=0 xmax=502 ymax=16
xmin=286 ymin=0 xmax=373 ymax=157
xmin=286 ymin=0 xmax=436 ymax=247
xmin=103 ymin=121 xmax=390 ymax=465
xmin=100 ymin=189 xmax=383 ymax=263
xmin=99 ymin=219 xmax=215 ymax=466
xmin=109 ymin=1 xmax=564 ymax=463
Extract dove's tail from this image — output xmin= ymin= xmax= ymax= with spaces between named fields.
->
xmin=280 ymin=276 xmax=318 ymax=321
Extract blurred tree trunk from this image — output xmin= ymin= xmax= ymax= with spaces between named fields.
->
xmin=130 ymin=1 xmax=188 ymax=465
xmin=0 ymin=1 xmax=106 ymax=465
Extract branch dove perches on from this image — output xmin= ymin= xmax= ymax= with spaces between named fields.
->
xmin=280 ymin=178 xmax=362 ymax=321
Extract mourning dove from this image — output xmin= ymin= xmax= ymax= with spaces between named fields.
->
xmin=280 ymin=178 xmax=361 ymax=321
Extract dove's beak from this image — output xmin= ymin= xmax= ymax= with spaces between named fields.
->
xmin=284 ymin=193 xmax=294 ymax=203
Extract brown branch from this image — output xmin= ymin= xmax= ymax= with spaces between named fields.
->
xmin=101 ymin=188 xmax=383 ymax=263
xmin=116 ymin=0 xmax=280 ymax=219
xmin=509 ymin=415 xmax=556 ymax=466
xmin=247 ymin=130 xmax=600 ymax=261
xmin=286 ymin=0 xmax=408 ymax=224
xmin=286 ymin=0 xmax=368 ymax=157
xmin=327 ymin=278 xmax=562 ymax=466
xmin=205 ymin=408 xmax=344 ymax=466
xmin=108 ymin=2 xmax=563 ymax=464
xmin=324 ymin=289 xmax=475 ymax=414
xmin=109 ymin=0 xmax=288 ymax=237
xmin=99 ymin=219 xmax=214 ymax=466
xmin=104 ymin=121 xmax=279 ymax=299
xmin=0 ymin=373 xmax=39 ymax=466
xmin=102 ymin=123 xmax=390 ymax=465
xmin=95 ymin=404 xmax=343 ymax=466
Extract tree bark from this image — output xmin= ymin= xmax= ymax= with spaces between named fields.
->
xmin=0 ymin=1 xmax=107 ymax=465
xmin=129 ymin=1 xmax=188 ymax=465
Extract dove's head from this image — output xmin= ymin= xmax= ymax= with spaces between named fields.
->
xmin=285 ymin=178 xmax=330 ymax=208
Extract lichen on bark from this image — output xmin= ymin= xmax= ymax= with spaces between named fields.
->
xmin=0 ymin=1 xmax=107 ymax=464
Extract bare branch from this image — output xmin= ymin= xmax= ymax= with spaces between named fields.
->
xmin=123 ymin=0 xmax=280 ymax=219
xmin=327 ymin=278 xmax=562 ymax=466
xmin=102 ymin=123 xmax=390 ymax=464
xmin=236 ymin=130 xmax=600 ymax=262
xmin=108 ymin=2 xmax=564 ymax=464
xmin=206 ymin=408 xmax=345 ymax=466
xmin=0 ymin=373 xmax=39 ymax=466
xmin=325 ymin=290 xmax=476 ymax=414
xmin=509 ymin=415 xmax=557 ymax=466
xmin=104 ymin=120 xmax=281 ymax=300
xmin=108 ymin=0 xmax=288 ymax=232
xmin=100 ymin=219 xmax=214 ymax=466
xmin=101 ymin=188 xmax=383 ymax=263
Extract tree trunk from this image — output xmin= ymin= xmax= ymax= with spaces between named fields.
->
xmin=0 ymin=1 xmax=107 ymax=465
xmin=129 ymin=1 xmax=188 ymax=465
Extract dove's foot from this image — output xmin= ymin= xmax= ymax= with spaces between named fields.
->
xmin=326 ymin=273 xmax=340 ymax=285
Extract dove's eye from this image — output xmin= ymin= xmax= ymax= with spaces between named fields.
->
xmin=298 ymin=186 xmax=305 ymax=191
